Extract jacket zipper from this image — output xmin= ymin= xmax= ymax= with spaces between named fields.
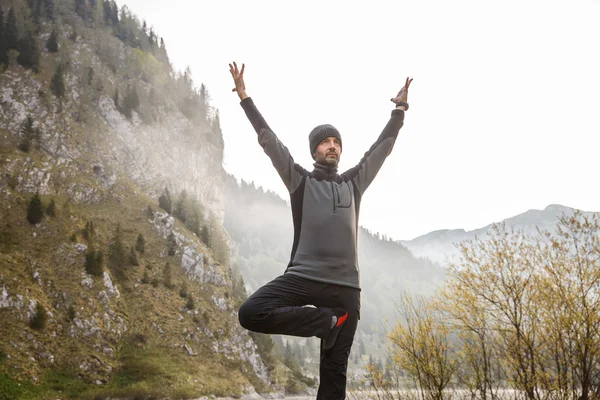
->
xmin=329 ymin=171 xmax=336 ymax=212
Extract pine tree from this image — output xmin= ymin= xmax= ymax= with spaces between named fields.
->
xmin=108 ymin=224 xmax=127 ymax=279
xmin=50 ymin=64 xmax=66 ymax=97
xmin=167 ymin=232 xmax=176 ymax=256
xmin=46 ymin=29 xmax=58 ymax=52
xmin=5 ymin=8 xmax=18 ymax=51
xmin=43 ymin=0 xmax=55 ymax=20
xmin=87 ymin=67 xmax=94 ymax=85
xmin=145 ymin=205 xmax=154 ymax=219
xmin=75 ymin=0 xmax=89 ymax=20
xmin=174 ymin=189 xmax=187 ymax=222
xmin=163 ymin=262 xmax=173 ymax=289
xmin=186 ymin=294 xmax=195 ymax=310
xmin=113 ymin=88 xmax=119 ymax=108
xmin=0 ymin=9 xmax=8 ymax=67
xmin=158 ymin=187 xmax=172 ymax=213
xmin=129 ymin=246 xmax=139 ymax=266
xmin=122 ymin=85 xmax=139 ymax=119
xmin=46 ymin=199 xmax=56 ymax=217
xmin=17 ymin=30 xmax=40 ymax=72
xmin=27 ymin=192 xmax=44 ymax=224
xmin=200 ymin=225 xmax=210 ymax=246
xmin=85 ymin=247 xmax=103 ymax=276
xmin=141 ymin=270 xmax=150 ymax=284
xmin=82 ymin=220 xmax=95 ymax=239
xmin=30 ymin=302 xmax=47 ymax=330
xmin=135 ymin=234 xmax=145 ymax=254
xmin=30 ymin=0 xmax=42 ymax=27
xmin=18 ymin=116 xmax=37 ymax=152
xmin=179 ymin=282 xmax=188 ymax=298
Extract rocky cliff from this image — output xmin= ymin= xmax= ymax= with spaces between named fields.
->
xmin=0 ymin=1 xmax=275 ymax=398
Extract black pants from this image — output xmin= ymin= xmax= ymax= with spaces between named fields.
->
xmin=238 ymin=273 xmax=361 ymax=400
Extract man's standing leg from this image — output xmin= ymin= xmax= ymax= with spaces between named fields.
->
xmin=315 ymin=285 xmax=361 ymax=400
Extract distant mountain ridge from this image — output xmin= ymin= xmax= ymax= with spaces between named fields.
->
xmin=400 ymin=204 xmax=599 ymax=265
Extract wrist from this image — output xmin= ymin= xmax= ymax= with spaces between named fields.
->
xmin=395 ymin=101 xmax=409 ymax=111
xmin=238 ymin=92 xmax=248 ymax=101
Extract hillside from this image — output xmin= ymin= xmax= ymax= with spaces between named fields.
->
xmin=0 ymin=0 xmax=289 ymax=398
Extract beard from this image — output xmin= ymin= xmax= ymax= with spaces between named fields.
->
xmin=318 ymin=153 xmax=339 ymax=166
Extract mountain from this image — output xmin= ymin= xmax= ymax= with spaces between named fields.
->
xmin=0 ymin=1 xmax=286 ymax=398
xmin=400 ymin=204 xmax=599 ymax=265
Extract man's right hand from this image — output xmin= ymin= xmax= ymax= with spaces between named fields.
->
xmin=229 ymin=61 xmax=248 ymax=101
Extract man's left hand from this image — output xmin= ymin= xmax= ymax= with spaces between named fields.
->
xmin=390 ymin=77 xmax=413 ymax=104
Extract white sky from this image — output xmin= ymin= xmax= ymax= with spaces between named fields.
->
xmin=121 ymin=0 xmax=600 ymax=241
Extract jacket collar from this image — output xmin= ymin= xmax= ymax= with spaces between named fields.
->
xmin=312 ymin=161 xmax=338 ymax=180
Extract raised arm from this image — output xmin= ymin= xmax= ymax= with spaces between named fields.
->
xmin=342 ymin=77 xmax=413 ymax=195
xmin=229 ymin=62 xmax=306 ymax=193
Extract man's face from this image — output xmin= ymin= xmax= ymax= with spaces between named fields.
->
xmin=313 ymin=136 xmax=341 ymax=166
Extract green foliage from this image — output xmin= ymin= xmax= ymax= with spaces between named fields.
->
xmin=17 ymin=30 xmax=41 ymax=72
xmin=18 ymin=116 xmax=38 ymax=153
xmin=67 ymin=305 xmax=76 ymax=321
xmin=163 ymin=262 xmax=173 ymax=289
xmin=109 ymin=224 xmax=127 ymax=280
xmin=129 ymin=246 xmax=139 ymax=266
xmin=186 ymin=294 xmax=195 ymax=310
xmin=0 ymin=373 xmax=35 ymax=400
xmin=5 ymin=174 xmax=17 ymax=190
xmin=0 ymin=9 xmax=7 ymax=67
xmin=27 ymin=192 xmax=44 ymax=225
xmin=69 ymin=232 xmax=77 ymax=242
xmin=179 ymin=282 xmax=188 ymax=298
xmin=87 ymin=67 xmax=94 ymax=85
xmin=150 ymin=276 xmax=159 ymax=287
xmin=30 ymin=302 xmax=47 ymax=330
xmin=0 ymin=227 xmax=18 ymax=253
xmin=141 ymin=270 xmax=150 ymax=284
xmin=207 ymin=218 xmax=229 ymax=266
xmin=50 ymin=63 xmax=66 ymax=98
xmin=82 ymin=220 xmax=95 ymax=239
xmin=113 ymin=88 xmax=119 ymax=107
xmin=5 ymin=8 xmax=18 ymax=51
xmin=145 ymin=205 xmax=154 ymax=219
xmin=46 ymin=199 xmax=56 ymax=217
xmin=249 ymin=331 xmax=276 ymax=371
xmin=121 ymin=85 xmax=140 ymax=119
xmin=200 ymin=225 xmax=210 ymax=246
xmin=167 ymin=232 xmax=176 ymax=256
xmin=174 ymin=189 xmax=187 ymax=223
xmin=85 ymin=247 xmax=104 ymax=276
xmin=18 ymin=137 xmax=30 ymax=152
xmin=46 ymin=29 xmax=59 ymax=52
xmin=173 ymin=190 xmax=206 ymax=237
xmin=158 ymin=187 xmax=171 ymax=213
xmin=135 ymin=233 xmax=145 ymax=254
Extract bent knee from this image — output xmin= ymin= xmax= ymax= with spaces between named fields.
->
xmin=238 ymin=300 xmax=257 ymax=331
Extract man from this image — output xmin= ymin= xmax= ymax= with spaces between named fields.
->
xmin=230 ymin=61 xmax=412 ymax=399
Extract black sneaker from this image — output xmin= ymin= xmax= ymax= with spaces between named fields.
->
xmin=323 ymin=308 xmax=348 ymax=350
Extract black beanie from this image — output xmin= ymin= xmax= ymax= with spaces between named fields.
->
xmin=309 ymin=124 xmax=342 ymax=157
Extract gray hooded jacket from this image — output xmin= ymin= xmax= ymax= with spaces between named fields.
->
xmin=241 ymin=97 xmax=405 ymax=289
